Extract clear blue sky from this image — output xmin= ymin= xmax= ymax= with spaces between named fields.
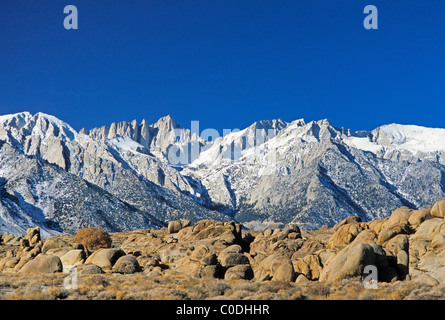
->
xmin=1 ymin=0 xmax=444 ymax=133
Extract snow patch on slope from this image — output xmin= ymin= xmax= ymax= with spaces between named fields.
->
xmin=376 ymin=124 xmax=445 ymax=153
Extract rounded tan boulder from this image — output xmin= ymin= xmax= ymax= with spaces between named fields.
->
xmin=381 ymin=207 xmax=412 ymax=230
xmin=0 ymin=256 xmax=20 ymax=270
xmin=431 ymin=199 xmax=445 ymax=219
xmin=18 ymin=254 xmax=63 ymax=274
xmin=293 ymin=254 xmax=323 ymax=280
xmin=319 ymin=243 xmax=376 ymax=283
xmin=218 ymin=252 xmax=249 ymax=269
xmin=137 ymin=255 xmax=160 ymax=270
xmin=167 ymin=219 xmax=191 ymax=234
xmin=84 ymin=248 xmax=126 ymax=269
xmin=217 ymin=244 xmax=249 ymax=268
xmin=327 ymin=223 xmax=368 ymax=249
xmin=224 ymin=264 xmax=254 ymax=281
xmin=112 ymin=255 xmax=141 ymax=274
xmin=408 ymin=208 xmax=431 ymax=228
xmin=411 ymin=218 xmax=443 ymax=242
xmin=77 ymin=264 xmax=103 ymax=275
xmin=60 ymin=249 xmax=86 ymax=268
xmin=272 ymin=262 xmax=295 ymax=282
xmin=255 ymin=254 xmax=295 ymax=282
xmin=295 ymin=274 xmax=310 ymax=284
xmin=190 ymin=244 xmax=211 ymax=260
xmin=333 ymin=216 xmax=362 ymax=231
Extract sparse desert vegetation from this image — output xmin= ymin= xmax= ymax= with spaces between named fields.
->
xmin=1 ymin=198 xmax=445 ymax=300
xmin=1 ymin=271 xmax=444 ymax=300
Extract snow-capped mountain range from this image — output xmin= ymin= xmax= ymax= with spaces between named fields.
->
xmin=1 ymin=111 xmax=444 ymax=236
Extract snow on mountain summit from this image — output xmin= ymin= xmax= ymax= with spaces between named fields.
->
xmin=0 ymin=111 xmax=32 ymax=124
xmin=373 ymin=123 xmax=445 ymax=153
xmin=0 ymin=111 xmax=77 ymax=143
xmin=1 ymin=110 xmax=445 ymax=234
xmin=342 ymin=123 xmax=445 ymax=159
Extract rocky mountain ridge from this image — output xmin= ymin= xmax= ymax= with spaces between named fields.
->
xmin=1 ymin=111 xmax=445 ymax=235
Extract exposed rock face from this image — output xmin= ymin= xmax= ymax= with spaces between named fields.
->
xmin=327 ymin=222 xmax=369 ymax=249
xmin=112 ymin=255 xmax=141 ymax=274
xmin=84 ymin=249 xmax=126 ymax=270
xmin=409 ymin=210 xmax=445 ymax=283
xmin=254 ymin=254 xmax=295 ymax=282
xmin=0 ymin=112 xmax=229 ymax=236
xmin=86 ymin=115 xmax=204 ymax=159
xmin=319 ymin=243 xmax=377 ymax=283
xmin=293 ymin=254 xmax=323 ymax=280
xmin=431 ymin=199 xmax=445 ymax=218
xmin=224 ymin=264 xmax=254 ymax=281
xmin=60 ymin=249 xmax=86 ymax=268
xmin=218 ymin=245 xmax=249 ymax=268
xmin=76 ymin=264 xmax=103 ymax=275
xmin=167 ymin=219 xmax=191 ymax=234
xmin=182 ymin=120 xmax=445 ymax=230
xmin=1 ymin=111 xmax=445 ymax=236
xmin=19 ymin=254 xmax=63 ymax=274
xmin=176 ymin=220 xmax=242 ymax=248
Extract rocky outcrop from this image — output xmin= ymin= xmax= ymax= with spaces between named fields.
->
xmin=84 ymin=249 xmax=126 ymax=270
xmin=86 ymin=115 xmax=204 ymax=157
xmin=225 ymin=264 xmax=254 ymax=281
xmin=112 ymin=255 xmax=141 ymax=274
xmin=319 ymin=243 xmax=377 ymax=283
xmin=1 ymin=197 xmax=445 ymax=297
xmin=254 ymin=254 xmax=295 ymax=282
xmin=431 ymin=199 xmax=445 ymax=219
xmin=293 ymin=254 xmax=323 ymax=280
xmin=327 ymin=222 xmax=369 ymax=249
xmin=60 ymin=249 xmax=86 ymax=268
xmin=0 ymin=112 xmax=229 ymax=236
xmin=167 ymin=219 xmax=191 ymax=234
xmin=19 ymin=254 xmax=63 ymax=274
xmin=409 ymin=210 xmax=445 ymax=283
xmin=2 ymin=111 xmax=445 ymax=237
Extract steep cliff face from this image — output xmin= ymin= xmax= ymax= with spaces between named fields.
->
xmin=0 ymin=112 xmax=229 ymax=235
xmin=181 ymin=118 xmax=445 ymax=229
xmin=1 ymin=111 xmax=445 ymax=235
xmin=84 ymin=115 xmax=205 ymax=161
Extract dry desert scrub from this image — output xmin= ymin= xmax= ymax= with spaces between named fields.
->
xmin=1 ymin=271 xmax=444 ymax=300
xmin=74 ymin=227 xmax=112 ymax=251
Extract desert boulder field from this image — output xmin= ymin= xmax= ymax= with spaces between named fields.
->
xmin=1 ymin=198 xmax=445 ymax=300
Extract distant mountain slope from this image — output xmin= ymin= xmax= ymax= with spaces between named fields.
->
xmin=1 ymin=111 xmax=444 ymax=234
xmin=0 ymin=140 xmax=165 ymax=236
xmin=182 ymin=119 xmax=445 ymax=229
xmin=0 ymin=112 xmax=229 ymax=235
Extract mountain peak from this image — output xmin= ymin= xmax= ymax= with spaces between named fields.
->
xmin=0 ymin=111 xmax=77 ymax=142
xmin=1 ymin=110 xmax=445 ymax=235
xmin=0 ymin=111 xmax=32 ymax=125
xmin=371 ymin=123 xmax=445 ymax=153
xmin=152 ymin=114 xmax=181 ymax=130
xmin=249 ymin=118 xmax=289 ymax=132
